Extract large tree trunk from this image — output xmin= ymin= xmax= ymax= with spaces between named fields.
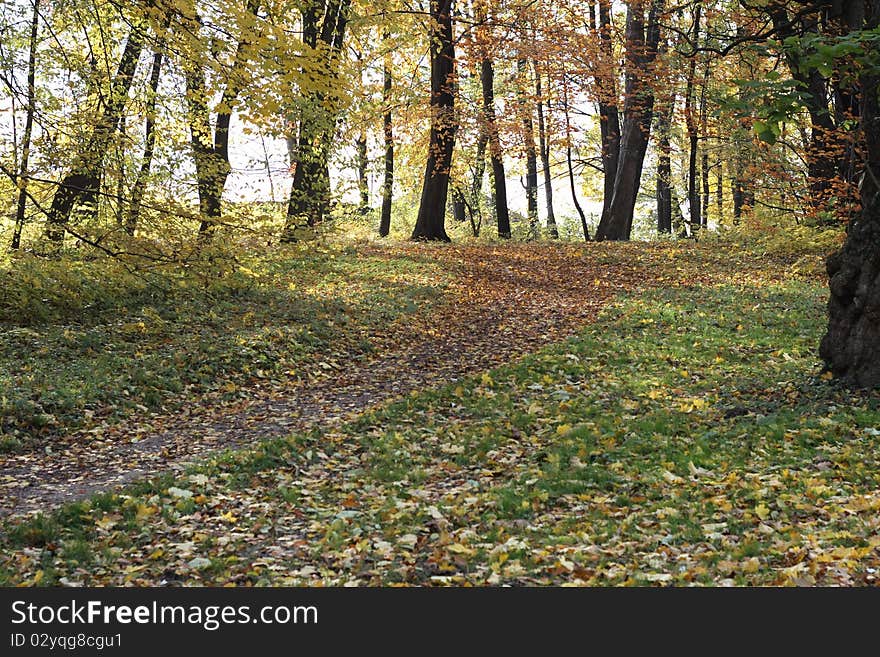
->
xmin=594 ymin=0 xmax=663 ymax=241
xmin=411 ymin=0 xmax=456 ymax=241
xmin=379 ymin=42 xmax=393 ymax=237
xmin=282 ymin=0 xmax=350 ymax=241
xmin=821 ymin=23 xmax=880 ymax=387
xmin=596 ymin=0 xmax=621 ymax=229
xmin=534 ymin=63 xmax=558 ymax=239
xmin=481 ymin=57 xmax=511 ymax=239
xmin=45 ymin=28 xmax=144 ymax=241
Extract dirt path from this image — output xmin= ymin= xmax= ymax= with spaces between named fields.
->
xmin=0 ymin=243 xmax=652 ymax=518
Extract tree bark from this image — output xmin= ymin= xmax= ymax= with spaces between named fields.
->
xmin=594 ymin=0 xmax=664 ymax=241
xmin=481 ymin=57 xmax=511 ymax=239
xmin=125 ymin=41 xmax=165 ymax=236
xmin=411 ymin=0 xmax=456 ymax=241
xmin=452 ymin=186 xmax=466 ymax=222
xmin=11 ymin=0 xmax=39 ymax=250
xmin=700 ymin=59 xmax=710 ymax=228
xmin=517 ymin=59 xmax=539 ymax=239
xmin=356 ymin=133 xmax=369 ymax=212
xmin=282 ymin=0 xmax=350 ymax=240
xmin=534 ymin=62 xmax=558 ymax=239
xmin=379 ymin=41 xmax=393 ymax=237
xmin=684 ymin=2 xmax=701 ymax=234
xmin=596 ymin=0 xmax=621 ymax=231
xmin=821 ymin=4 xmax=880 ymax=386
xmin=656 ymin=92 xmax=673 ymax=234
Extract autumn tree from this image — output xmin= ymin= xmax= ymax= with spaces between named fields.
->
xmin=411 ymin=0 xmax=456 ymax=241
xmin=282 ymin=0 xmax=352 ymax=240
xmin=595 ymin=0 xmax=664 ymax=241
xmin=7 ymin=0 xmax=39 ymax=250
xmin=816 ymin=2 xmax=880 ymax=386
xmin=43 ymin=17 xmax=145 ymax=241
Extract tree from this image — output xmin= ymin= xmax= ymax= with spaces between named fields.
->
xmin=593 ymin=0 xmax=621 ymax=235
xmin=411 ymin=0 xmax=456 ymax=241
xmin=44 ymin=22 xmax=144 ymax=241
xmin=595 ymin=0 xmax=664 ymax=241
xmin=517 ymin=58 xmax=539 ymax=239
xmin=124 ymin=32 xmax=166 ymax=236
xmin=9 ymin=0 xmax=39 ymax=250
xmin=819 ymin=2 xmax=880 ymax=386
xmin=379 ymin=33 xmax=394 ymax=237
xmin=534 ymin=61 xmax=558 ymax=238
xmin=481 ymin=56 xmax=511 ymax=238
xmin=282 ymin=0 xmax=351 ymax=240
xmin=684 ymin=1 xmax=702 ymax=234
xmin=184 ymin=0 xmax=259 ymax=239
xmin=655 ymin=89 xmax=674 ymax=234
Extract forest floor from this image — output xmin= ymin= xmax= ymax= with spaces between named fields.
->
xmin=1 ymin=241 xmax=659 ymax=516
xmin=2 ymin=238 xmax=880 ymax=586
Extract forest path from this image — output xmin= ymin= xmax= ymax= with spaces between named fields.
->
xmin=0 ymin=242 xmax=697 ymax=518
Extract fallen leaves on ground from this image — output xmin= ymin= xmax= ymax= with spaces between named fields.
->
xmin=2 ymin=241 xmax=877 ymax=587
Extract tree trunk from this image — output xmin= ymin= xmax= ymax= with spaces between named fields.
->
xmin=534 ymin=62 xmax=558 ymax=239
xmin=594 ymin=0 xmax=663 ymax=241
xmin=379 ymin=42 xmax=393 ymax=237
xmin=700 ymin=61 xmax=710 ymax=228
xmin=282 ymin=0 xmax=350 ymax=241
xmin=470 ymin=129 xmax=488 ymax=234
xmin=11 ymin=0 xmax=39 ymax=251
xmin=452 ymin=186 xmax=466 ymax=222
xmin=656 ymin=92 xmax=673 ymax=234
xmin=125 ymin=42 xmax=165 ymax=236
xmin=562 ymin=71 xmax=590 ymax=241
xmin=517 ymin=59 xmax=539 ymax=239
xmin=684 ymin=2 xmax=701 ymax=235
xmin=45 ymin=27 xmax=144 ymax=241
xmin=411 ymin=0 xmax=456 ymax=241
xmin=481 ymin=57 xmax=511 ymax=239
xmin=184 ymin=2 xmax=258 ymax=240
xmin=596 ymin=0 xmax=621 ymax=230
xmin=821 ymin=29 xmax=880 ymax=386
xmin=356 ymin=133 xmax=369 ymax=212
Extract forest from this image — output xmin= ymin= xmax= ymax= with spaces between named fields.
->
xmin=0 ymin=0 xmax=879 ymax=588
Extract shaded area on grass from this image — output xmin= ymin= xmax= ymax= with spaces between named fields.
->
xmin=0 ymin=247 xmax=445 ymax=446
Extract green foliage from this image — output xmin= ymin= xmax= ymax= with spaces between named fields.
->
xmin=723 ymin=74 xmax=806 ymax=145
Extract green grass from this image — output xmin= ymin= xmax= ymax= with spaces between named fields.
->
xmin=3 ymin=267 xmax=878 ymax=586
xmin=0 ymin=244 xmax=447 ymax=444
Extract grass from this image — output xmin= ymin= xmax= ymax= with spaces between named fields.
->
xmin=0 ymin=243 xmax=448 ymax=446
xmin=2 ymin=251 xmax=878 ymax=586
